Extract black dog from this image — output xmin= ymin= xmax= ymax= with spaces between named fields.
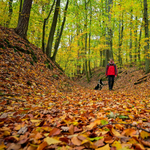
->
xmin=94 ymin=79 xmax=104 ymax=90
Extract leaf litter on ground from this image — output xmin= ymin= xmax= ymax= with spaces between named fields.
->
xmin=0 ymin=26 xmax=150 ymax=150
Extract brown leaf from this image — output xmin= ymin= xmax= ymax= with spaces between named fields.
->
xmin=121 ymin=128 xmax=137 ymax=137
xmin=71 ymin=136 xmax=82 ymax=146
xmin=110 ymin=128 xmax=121 ymax=137
xmin=95 ymin=144 xmax=110 ymax=150
xmin=133 ymin=143 xmax=145 ymax=150
xmin=7 ymin=143 xmax=21 ymax=150
xmin=37 ymin=141 xmax=48 ymax=150
xmin=141 ymin=140 xmax=150 ymax=147
xmin=69 ymin=124 xmax=74 ymax=135
xmin=49 ymin=128 xmax=61 ymax=136
xmin=18 ymin=138 xmax=29 ymax=144
xmin=93 ymin=139 xmax=105 ymax=148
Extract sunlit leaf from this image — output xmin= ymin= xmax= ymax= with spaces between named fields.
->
xmin=44 ymin=137 xmax=61 ymax=145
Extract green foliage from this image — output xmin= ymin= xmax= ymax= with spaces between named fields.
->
xmin=0 ymin=0 xmax=150 ymax=77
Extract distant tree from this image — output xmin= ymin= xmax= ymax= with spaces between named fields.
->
xmin=15 ymin=0 xmax=33 ymax=39
xmin=143 ymin=0 xmax=150 ymax=73
xmin=46 ymin=0 xmax=60 ymax=58
xmin=129 ymin=9 xmax=133 ymax=64
xmin=42 ymin=0 xmax=56 ymax=53
xmin=6 ymin=0 xmax=13 ymax=27
xmin=51 ymin=0 xmax=69 ymax=61
xmin=17 ymin=0 xmax=23 ymax=25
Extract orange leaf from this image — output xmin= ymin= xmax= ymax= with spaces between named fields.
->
xmin=111 ymin=128 xmax=121 ymax=137
xmin=69 ymin=124 xmax=74 ymax=135
xmin=140 ymin=131 xmax=150 ymax=139
xmin=121 ymin=128 xmax=137 ymax=137
xmin=94 ymin=139 xmax=105 ymax=148
xmin=49 ymin=128 xmax=61 ymax=136
xmin=71 ymin=136 xmax=82 ymax=146
xmin=133 ymin=143 xmax=145 ymax=150
xmin=37 ymin=141 xmax=48 ymax=150
xmin=95 ymin=144 xmax=110 ymax=150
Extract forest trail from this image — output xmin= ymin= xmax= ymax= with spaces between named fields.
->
xmin=0 ymin=26 xmax=150 ymax=150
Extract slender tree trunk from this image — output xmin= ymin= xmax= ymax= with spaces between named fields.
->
xmin=18 ymin=0 xmax=23 ymax=25
xmin=6 ymin=0 xmax=13 ymax=27
xmin=101 ymin=0 xmax=106 ymax=67
xmin=46 ymin=0 xmax=60 ymax=58
xmin=129 ymin=9 xmax=133 ymax=64
xmin=75 ymin=2 xmax=81 ymax=76
xmin=15 ymin=0 xmax=33 ymax=39
xmin=42 ymin=0 xmax=55 ymax=53
xmin=84 ymin=0 xmax=89 ymax=82
xmin=52 ymin=0 xmax=69 ymax=61
xmin=134 ymin=16 xmax=138 ymax=62
xmin=108 ymin=0 xmax=113 ymax=59
xmin=143 ymin=0 xmax=150 ymax=73
xmin=138 ymin=21 xmax=143 ymax=62
xmin=105 ymin=0 xmax=113 ymax=66
xmin=88 ymin=0 xmax=92 ymax=77
xmin=118 ymin=10 xmax=123 ymax=67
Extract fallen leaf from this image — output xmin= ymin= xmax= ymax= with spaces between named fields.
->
xmin=111 ymin=128 xmax=121 ymax=137
xmin=140 ymin=131 xmax=150 ymax=139
xmin=37 ymin=141 xmax=48 ymax=150
xmin=44 ymin=137 xmax=61 ymax=145
xmin=69 ymin=124 xmax=74 ymax=135
xmin=49 ymin=128 xmax=61 ymax=136
xmin=95 ymin=144 xmax=110 ymax=150
xmin=7 ymin=143 xmax=21 ymax=150
xmin=71 ymin=136 xmax=82 ymax=146
xmin=112 ymin=140 xmax=122 ymax=150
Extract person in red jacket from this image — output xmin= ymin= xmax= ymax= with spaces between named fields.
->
xmin=106 ymin=59 xmax=117 ymax=91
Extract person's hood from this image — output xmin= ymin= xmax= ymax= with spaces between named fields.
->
xmin=109 ymin=61 xmax=114 ymax=65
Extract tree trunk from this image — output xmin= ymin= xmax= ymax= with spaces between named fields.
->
xmin=84 ymin=0 xmax=89 ymax=82
xmin=134 ymin=16 xmax=138 ymax=62
xmin=129 ymin=9 xmax=133 ymax=64
xmin=118 ymin=10 xmax=123 ymax=67
xmin=138 ymin=21 xmax=143 ymax=62
xmin=18 ymin=0 xmax=23 ymax=25
xmin=105 ymin=0 xmax=113 ymax=66
xmin=51 ymin=0 xmax=69 ymax=61
xmin=143 ymin=0 xmax=150 ymax=73
xmin=15 ymin=0 xmax=33 ymax=39
xmin=6 ymin=0 xmax=13 ymax=27
xmin=42 ymin=0 xmax=55 ymax=53
xmin=88 ymin=0 xmax=92 ymax=77
xmin=46 ymin=0 xmax=60 ymax=58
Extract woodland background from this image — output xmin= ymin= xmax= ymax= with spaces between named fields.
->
xmin=0 ymin=0 xmax=150 ymax=81
xmin=0 ymin=0 xmax=150 ymax=149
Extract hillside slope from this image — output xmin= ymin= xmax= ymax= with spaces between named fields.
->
xmin=0 ymin=26 xmax=75 ymax=96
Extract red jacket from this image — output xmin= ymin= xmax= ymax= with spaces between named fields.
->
xmin=106 ymin=62 xmax=117 ymax=76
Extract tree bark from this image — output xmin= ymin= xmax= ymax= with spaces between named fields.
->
xmin=118 ymin=9 xmax=123 ymax=67
xmin=138 ymin=21 xmax=143 ymax=62
xmin=51 ymin=0 xmax=69 ymax=61
xmin=46 ymin=0 xmax=60 ymax=58
xmin=42 ymin=0 xmax=55 ymax=53
xmin=105 ymin=0 xmax=113 ymax=66
xmin=18 ymin=0 xmax=23 ymax=25
xmin=129 ymin=9 xmax=133 ymax=64
xmin=143 ymin=0 xmax=150 ymax=73
xmin=134 ymin=16 xmax=138 ymax=62
xmin=84 ymin=0 xmax=89 ymax=82
xmin=6 ymin=0 xmax=13 ymax=27
xmin=88 ymin=0 xmax=92 ymax=77
xmin=15 ymin=0 xmax=33 ymax=39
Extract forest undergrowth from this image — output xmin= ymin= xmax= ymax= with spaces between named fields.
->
xmin=0 ymin=26 xmax=150 ymax=150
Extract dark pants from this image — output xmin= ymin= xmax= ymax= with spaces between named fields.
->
xmin=108 ymin=75 xmax=115 ymax=90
